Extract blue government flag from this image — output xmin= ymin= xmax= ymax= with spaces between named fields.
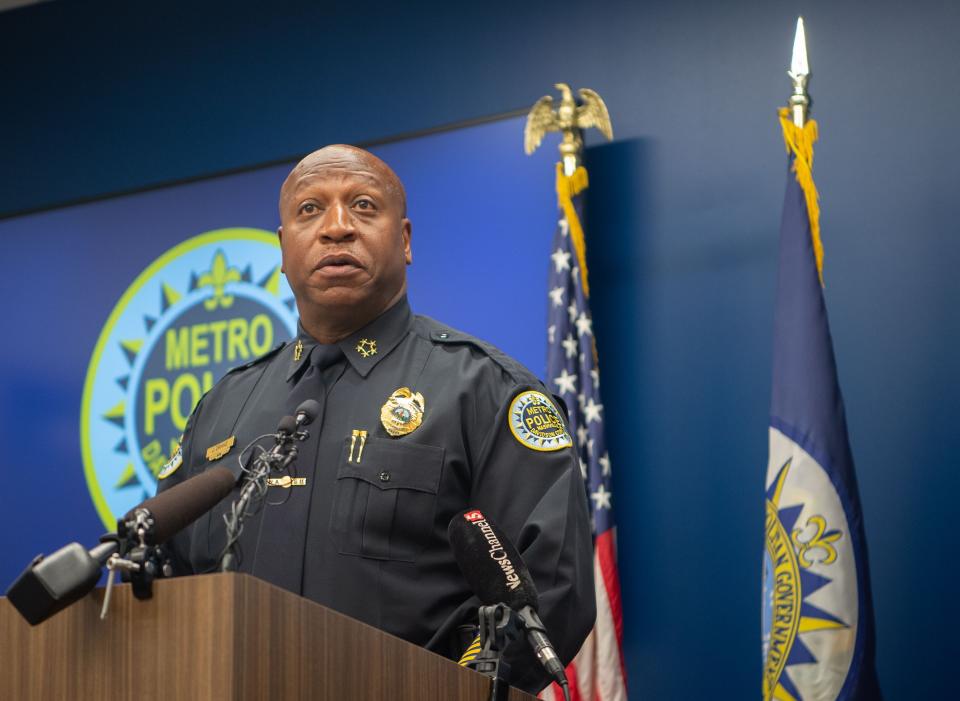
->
xmin=761 ymin=109 xmax=883 ymax=701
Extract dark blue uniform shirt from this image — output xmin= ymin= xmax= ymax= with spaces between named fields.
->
xmin=157 ymin=296 xmax=595 ymax=691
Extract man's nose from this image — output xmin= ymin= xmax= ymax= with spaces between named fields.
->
xmin=318 ymin=202 xmax=356 ymax=241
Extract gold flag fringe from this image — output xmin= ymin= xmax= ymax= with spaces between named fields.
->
xmin=555 ymin=163 xmax=591 ymax=297
xmin=778 ymin=107 xmax=824 ymax=286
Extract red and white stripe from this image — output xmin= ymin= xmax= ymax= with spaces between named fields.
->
xmin=540 ymin=529 xmax=627 ymax=701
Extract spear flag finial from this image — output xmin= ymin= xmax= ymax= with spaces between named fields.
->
xmin=788 ymin=17 xmax=810 ymax=126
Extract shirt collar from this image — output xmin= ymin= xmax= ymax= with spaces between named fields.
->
xmin=285 ymin=295 xmax=413 ymax=381
xmin=338 ymin=295 xmax=413 ymax=377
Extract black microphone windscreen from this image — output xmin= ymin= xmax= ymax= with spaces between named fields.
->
xmin=295 ymin=399 xmax=322 ymax=425
xmin=447 ymin=509 xmax=539 ymax=611
xmin=125 ymin=466 xmax=236 ymax=544
xmin=277 ymin=415 xmax=297 ymax=434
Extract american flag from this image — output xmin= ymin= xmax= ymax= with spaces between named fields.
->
xmin=540 ymin=164 xmax=627 ymax=701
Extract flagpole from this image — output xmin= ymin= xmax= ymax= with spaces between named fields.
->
xmin=527 ymin=86 xmax=627 ymax=701
xmin=763 ymin=18 xmax=884 ymax=701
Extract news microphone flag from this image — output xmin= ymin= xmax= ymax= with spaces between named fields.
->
xmin=761 ymin=109 xmax=882 ymax=701
xmin=542 ymin=163 xmax=626 ymax=701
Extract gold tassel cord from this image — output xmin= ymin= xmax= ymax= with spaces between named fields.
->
xmin=458 ymin=635 xmax=482 ymax=666
xmin=778 ymin=107 xmax=824 ymax=286
xmin=555 ymin=163 xmax=591 ymax=297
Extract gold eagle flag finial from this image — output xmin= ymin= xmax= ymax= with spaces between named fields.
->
xmin=524 ymin=83 xmax=613 ymax=175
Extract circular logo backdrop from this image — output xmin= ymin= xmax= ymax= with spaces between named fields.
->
xmin=81 ymin=229 xmax=298 ymax=528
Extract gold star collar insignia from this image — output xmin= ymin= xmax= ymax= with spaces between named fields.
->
xmin=293 ymin=339 xmax=304 ymax=362
xmin=356 ymin=338 xmax=377 ymax=358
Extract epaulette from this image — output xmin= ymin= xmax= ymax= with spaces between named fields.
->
xmin=223 ymin=341 xmax=288 ymax=376
xmin=416 ymin=317 xmax=535 ymax=387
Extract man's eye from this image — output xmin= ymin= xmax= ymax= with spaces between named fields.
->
xmin=299 ymin=203 xmax=318 ymax=215
xmin=354 ymin=199 xmax=375 ymax=210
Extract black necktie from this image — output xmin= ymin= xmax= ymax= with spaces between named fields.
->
xmin=246 ymin=342 xmax=344 ymax=593
xmin=291 ymin=342 xmax=345 ymax=407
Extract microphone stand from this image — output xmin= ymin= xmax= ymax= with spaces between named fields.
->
xmin=99 ymin=509 xmax=175 ymax=619
xmin=466 ymin=603 xmax=524 ymax=701
xmin=467 ymin=603 xmax=572 ymax=701
xmin=219 ymin=416 xmax=309 ymax=573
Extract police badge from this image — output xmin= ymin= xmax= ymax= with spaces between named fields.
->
xmin=380 ymin=387 xmax=425 ymax=437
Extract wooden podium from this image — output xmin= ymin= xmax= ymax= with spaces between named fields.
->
xmin=0 ymin=573 xmax=535 ymax=700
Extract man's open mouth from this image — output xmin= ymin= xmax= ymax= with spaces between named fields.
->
xmin=316 ymin=253 xmax=363 ymax=273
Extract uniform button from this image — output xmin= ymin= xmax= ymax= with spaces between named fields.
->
xmin=379 ymin=471 xmax=391 ymax=482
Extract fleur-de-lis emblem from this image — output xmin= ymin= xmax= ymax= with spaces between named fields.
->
xmin=791 ymin=515 xmax=842 ymax=568
xmin=197 ymin=250 xmax=242 ymax=310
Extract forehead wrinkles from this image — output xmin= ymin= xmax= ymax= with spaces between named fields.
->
xmin=280 ymin=150 xmax=406 ymax=215
xmin=290 ymin=164 xmax=383 ymax=197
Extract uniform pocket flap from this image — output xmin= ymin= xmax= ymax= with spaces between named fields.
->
xmin=337 ymin=437 xmax=444 ymax=493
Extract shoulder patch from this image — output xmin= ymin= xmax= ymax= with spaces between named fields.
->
xmin=508 ymin=391 xmax=573 ymax=452
xmin=157 ymin=442 xmax=183 ymax=480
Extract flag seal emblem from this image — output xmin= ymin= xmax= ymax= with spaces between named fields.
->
xmin=508 ymin=391 xmax=572 ymax=452
xmin=762 ymin=430 xmax=856 ymax=701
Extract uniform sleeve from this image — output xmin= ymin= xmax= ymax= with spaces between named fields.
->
xmin=154 ymin=393 xmax=208 ymax=576
xmin=440 ymin=380 xmax=597 ymax=693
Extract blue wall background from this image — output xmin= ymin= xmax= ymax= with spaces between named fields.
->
xmin=2 ymin=1 xmax=958 ymax=698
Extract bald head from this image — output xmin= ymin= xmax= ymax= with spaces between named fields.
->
xmin=280 ymin=144 xmax=407 ymax=219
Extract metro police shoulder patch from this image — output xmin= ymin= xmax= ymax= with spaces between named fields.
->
xmin=508 ymin=390 xmax=573 ymax=452
xmin=157 ymin=443 xmax=183 ymax=480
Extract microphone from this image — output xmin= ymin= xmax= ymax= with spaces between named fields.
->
xmin=5 ymin=466 xmax=238 ymax=625
xmin=277 ymin=414 xmax=298 ymax=435
xmin=5 ymin=540 xmax=115 ymax=625
xmin=7 ymin=409 xmax=308 ymax=625
xmin=295 ymin=399 xmax=321 ymax=426
xmin=120 ymin=465 xmax=236 ymax=545
xmin=447 ymin=509 xmax=568 ymax=688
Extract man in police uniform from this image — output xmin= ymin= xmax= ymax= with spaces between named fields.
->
xmin=157 ymin=145 xmax=595 ymax=692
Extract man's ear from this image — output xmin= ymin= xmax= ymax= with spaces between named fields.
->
xmin=401 ymin=219 xmax=412 ymax=265
xmin=277 ymin=226 xmax=285 ymax=273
